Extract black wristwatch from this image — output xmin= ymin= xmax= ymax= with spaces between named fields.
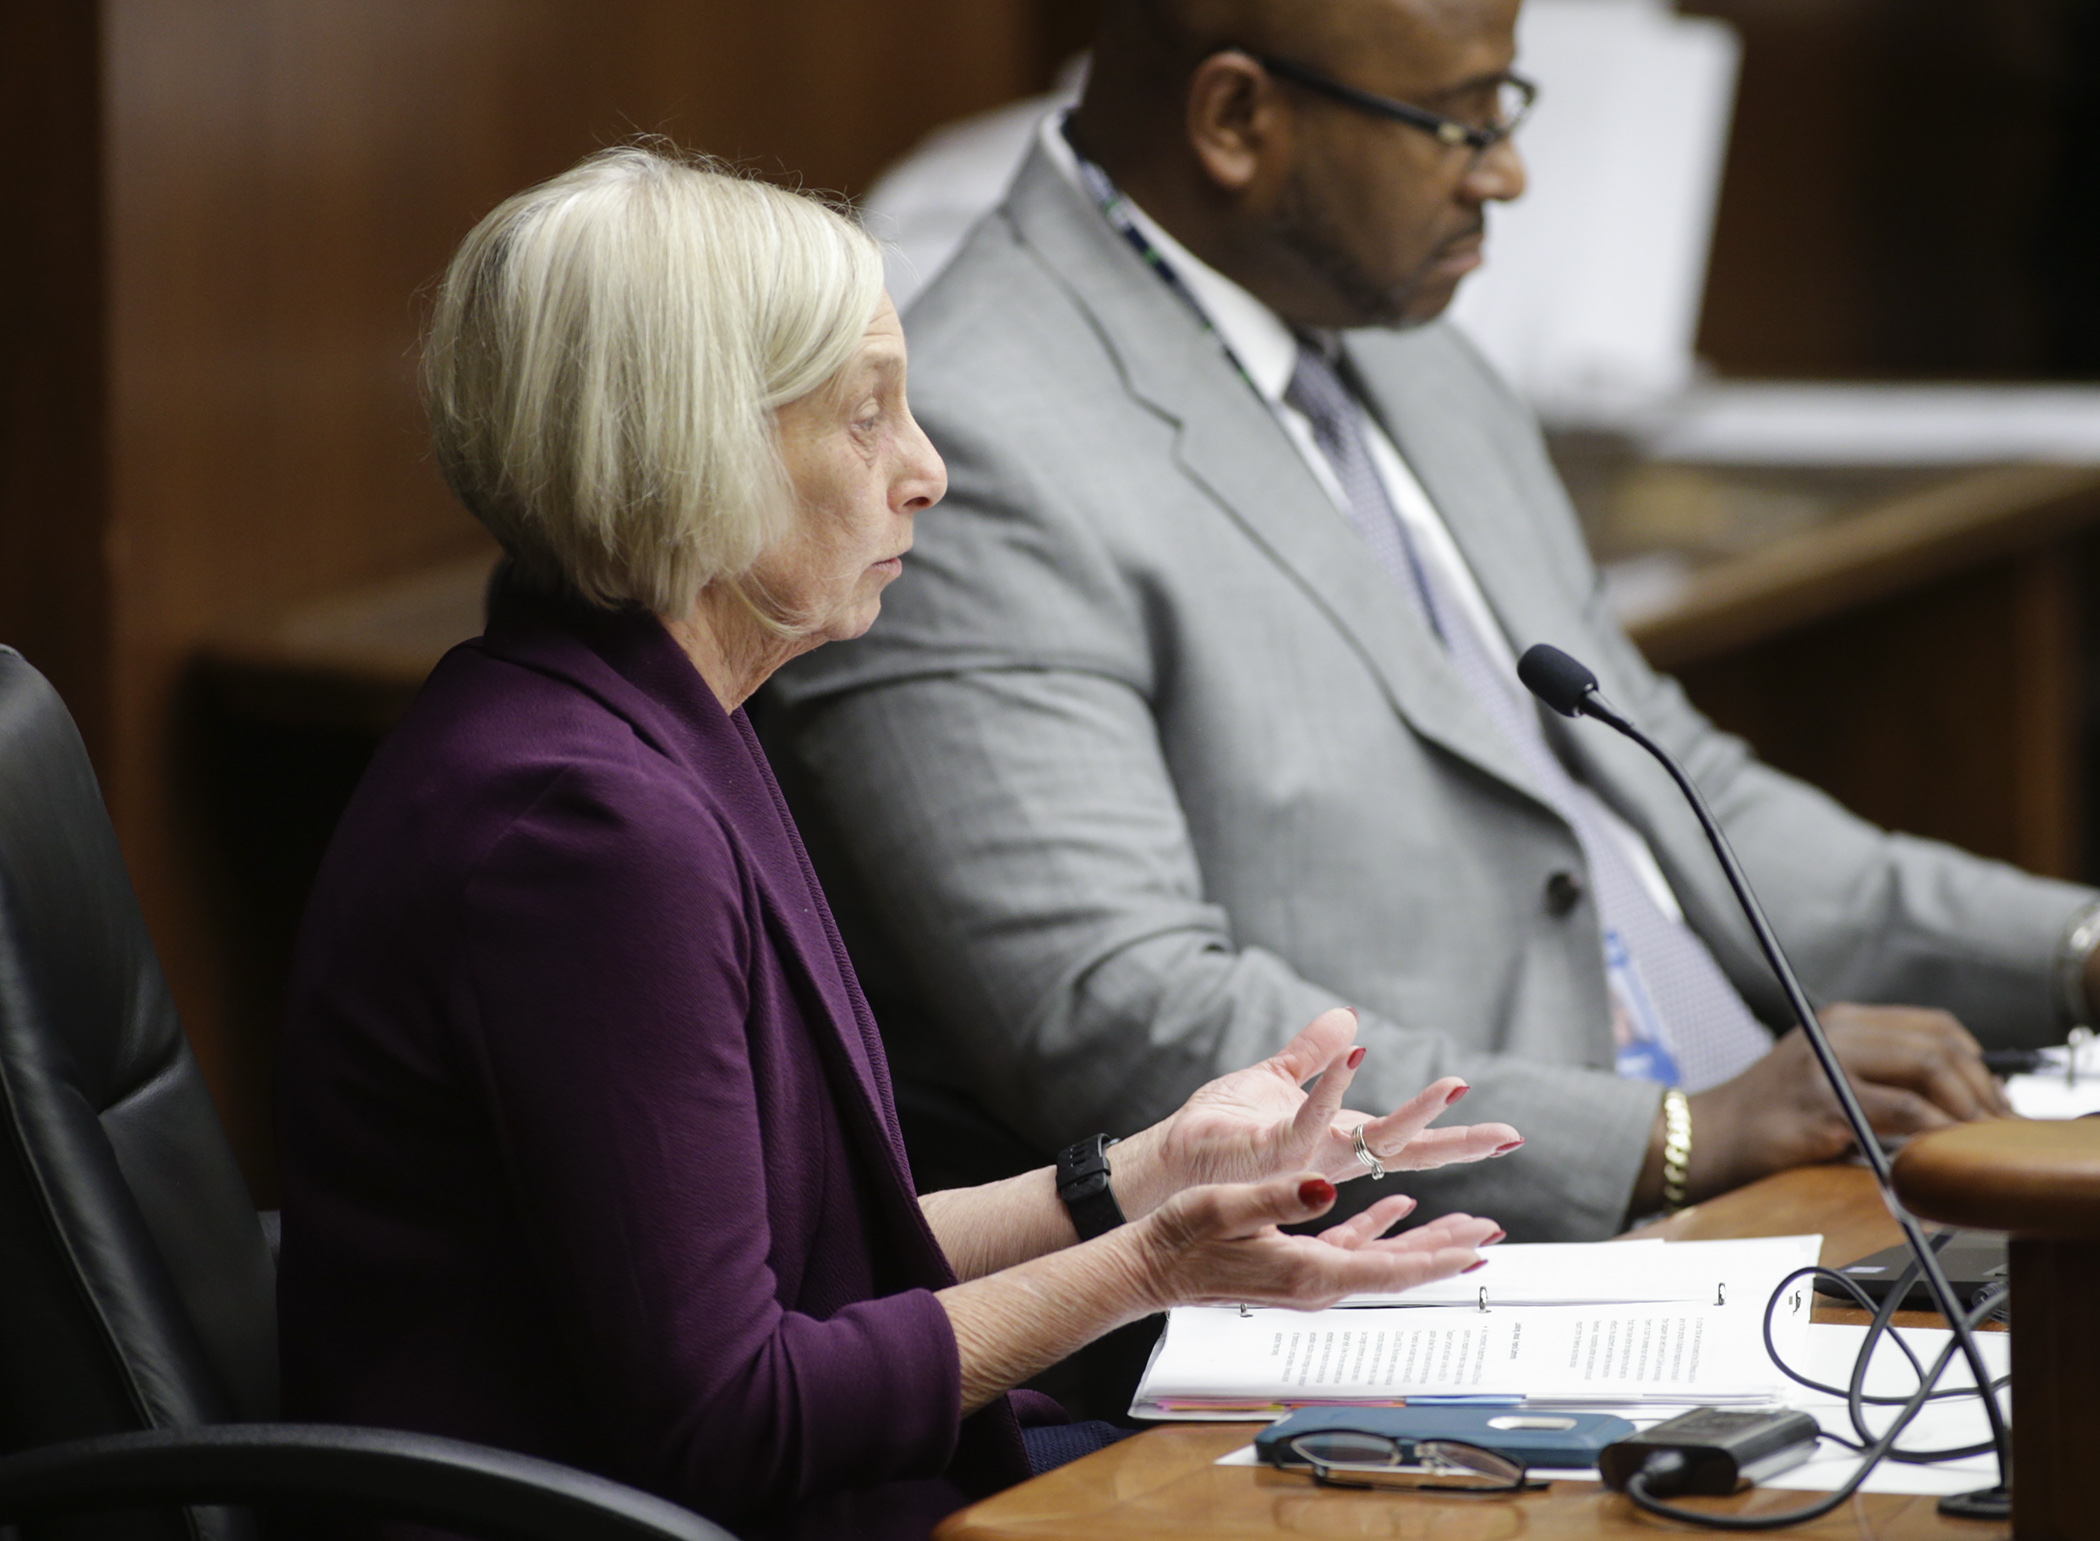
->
xmin=1055 ymin=1133 xmax=1126 ymax=1240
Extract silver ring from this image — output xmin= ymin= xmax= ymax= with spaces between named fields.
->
xmin=1352 ymin=1123 xmax=1386 ymax=1181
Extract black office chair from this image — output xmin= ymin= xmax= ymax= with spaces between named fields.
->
xmin=0 ymin=646 xmax=731 ymax=1541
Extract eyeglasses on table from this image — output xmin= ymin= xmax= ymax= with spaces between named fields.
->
xmin=1281 ymin=1430 xmax=1549 ymax=1494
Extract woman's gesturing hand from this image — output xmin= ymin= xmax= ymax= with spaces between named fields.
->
xmin=1128 ymin=1172 xmax=1503 ymax=1313
xmin=1113 ymin=1007 xmax=1522 ymax=1216
xmin=937 ymin=1174 xmax=1503 ymax=1415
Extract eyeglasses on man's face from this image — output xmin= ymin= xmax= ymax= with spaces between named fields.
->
xmin=1283 ymin=1431 xmax=1549 ymax=1493
xmin=1253 ymin=53 xmax=1538 ymax=152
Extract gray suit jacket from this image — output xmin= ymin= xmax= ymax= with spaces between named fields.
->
xmin=765 ymin=143 xmax=2089 ymax=1240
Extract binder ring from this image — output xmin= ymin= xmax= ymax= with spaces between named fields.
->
xmin=1352 ymin=1123 xmax=1386 ymax=1181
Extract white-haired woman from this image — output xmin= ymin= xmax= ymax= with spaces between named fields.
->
xmin=276 ymin=145 xmax=1521 ymax=1541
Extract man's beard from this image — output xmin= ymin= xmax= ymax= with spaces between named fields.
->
xmin=1274 ymin=169 xmax=1444 ymax=330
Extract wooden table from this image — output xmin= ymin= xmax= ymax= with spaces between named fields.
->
xmin=934 ymin=1165 xmax=2008 ymax=1540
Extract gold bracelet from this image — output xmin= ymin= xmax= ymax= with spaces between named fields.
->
xmin=1660 ymin=1088 xmax=1692 ymax=1211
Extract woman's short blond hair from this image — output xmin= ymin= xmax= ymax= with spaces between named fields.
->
xmin=424 ymin=144 xmax=885 ymax=615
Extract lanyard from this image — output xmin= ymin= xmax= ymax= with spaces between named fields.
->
xmin=1062 ymin=118 xmax=1262 ymax=395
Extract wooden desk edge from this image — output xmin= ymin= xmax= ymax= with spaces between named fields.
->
xmin=1631 ymin=463 xmax=2100 ymax=670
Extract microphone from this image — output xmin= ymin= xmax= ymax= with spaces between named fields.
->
xmin=1516 ymin=643 xmax=2011 ymax=1516
xmin=1515 ymin=643 xmax=1600 ymax=719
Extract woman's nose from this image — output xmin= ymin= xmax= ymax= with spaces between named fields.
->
xmin=899 ymin=414 xmax=947 ymax=512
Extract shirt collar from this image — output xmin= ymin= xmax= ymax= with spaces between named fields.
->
xmin=1038 ymin=111 xmax=1304 ymax=406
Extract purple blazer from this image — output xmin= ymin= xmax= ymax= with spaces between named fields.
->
xmin=278 ymin=580 xmax=1041 ymax=1540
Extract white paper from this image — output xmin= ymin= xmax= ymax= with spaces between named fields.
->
xmin=1764 ymin=1322 xmax=2010 ymax=1496
xmin=1340 ymin=1239 xmax=1671 ymax=1306
xmin=2005 ymin=1039 xmax=2100 ymax=1119
xmin=1141 ymin=1300 xmax=1802 ymax=1406
xmin=1343 ymin=1235 xmax=1804 ymax=1308
xmin=1135 ymin=1235 xmax=1820 ymax=1418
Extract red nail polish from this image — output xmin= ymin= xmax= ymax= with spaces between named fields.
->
xmin=1484 ymin=1229 xmax=1507 ymax=1246
xmin=1446 ymin=1083 xmax=1470 ymax=1106
xmin=1463 ymin=1258 xmax=1489 ymax=1273
xmin=1346 ymin=1046 xmax=1367 ymax=1070
xmin=1493 ymin=1138 xmax=1524 ymax=1155
xmin=1299 ymin=1177 xmax=1336 ymax=1208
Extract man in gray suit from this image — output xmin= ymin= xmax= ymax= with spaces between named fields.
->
xmin=766 ymin=0 xmax=2092 ymax=1241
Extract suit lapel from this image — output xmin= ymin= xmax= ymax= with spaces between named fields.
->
xmin=714 ymin=715 xmax=958 ymax=1271
xmin=1003 ymin=149 xmax=1556 ymax=816
xmin=725 ymin=712 xmax=920 ymax=1176
xmin=1342 ymin=345 xmax=1773 ymax=996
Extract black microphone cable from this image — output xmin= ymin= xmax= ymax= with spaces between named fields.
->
xmin=1621 ymin=1279 xmax=2008 ymax=1530
xmin=1516 ymin=643 xmax=2013 ymax=1518
xmin=1759 ymin=1246 xmax=2007 ymax=1464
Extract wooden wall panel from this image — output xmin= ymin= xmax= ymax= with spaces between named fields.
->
xmin=1683 ymin=0 xmax=2083 ymax=380
xmin=49 ymin=0 xmax=1047 ymax=1191
xmin=0 ymin=4 xmax=111 ymax=756
xmin=1673 ymin=548 xmax=2083 ymax=881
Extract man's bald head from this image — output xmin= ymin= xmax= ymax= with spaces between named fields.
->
xmin=1069 ymin=0 xmax=1527 ymax=330
xmin=1081 ymin=0 xmax=1375 ymax=142
xmin=1081 ymin=0 xmax=1488 ymax=141
xmin=1098 ymin=0 xmax=1379 ymax=69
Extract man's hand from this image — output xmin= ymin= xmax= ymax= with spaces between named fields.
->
xmin=1639 ymin=1003 xmax=2013 ymax=1212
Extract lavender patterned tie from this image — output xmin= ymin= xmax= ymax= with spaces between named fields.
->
xmin=1285 ymin=342 xmax=1770 ymax=1092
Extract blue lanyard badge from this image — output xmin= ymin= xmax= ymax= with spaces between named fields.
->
xmin=1065 ymin=123 xmax=1259 ymax=395
xmin=1605 ymin=927 xmax=1682 ymax=1086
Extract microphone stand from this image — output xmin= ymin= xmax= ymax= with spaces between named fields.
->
xmin=1518 ymin=645 xmax=2011 ymax=1519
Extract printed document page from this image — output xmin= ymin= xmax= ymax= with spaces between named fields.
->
xmin=1135 ymin=1235 xmax=1820 ymax=1418
xmin=1343 ymin=1234 xmax=1808 ymax=1307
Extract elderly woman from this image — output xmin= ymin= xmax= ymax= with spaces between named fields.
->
xmin=276 ymin=146 xmax=1522 ymax=1541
